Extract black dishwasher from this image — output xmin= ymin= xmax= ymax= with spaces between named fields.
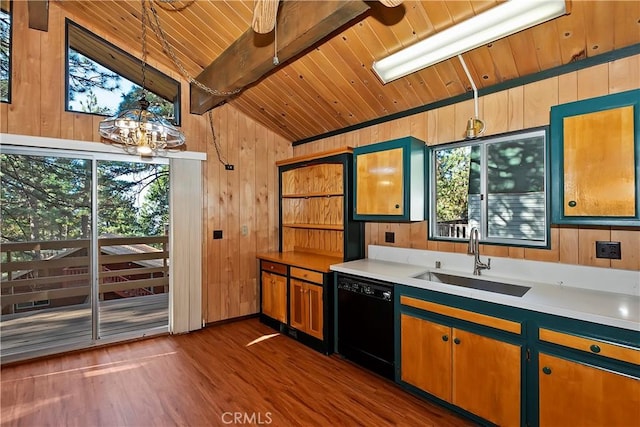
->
xmin=336 ymin=274 xmax=394 ymax=380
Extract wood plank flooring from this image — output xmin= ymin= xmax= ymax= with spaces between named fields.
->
xmin=0 ymin=318 xmax=474 ymax=426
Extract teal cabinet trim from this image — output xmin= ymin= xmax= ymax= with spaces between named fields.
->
xmin=353 ymin=137 xmax=427 ymax=221
xmin=550 ymin=88 xmax=640 ymax=226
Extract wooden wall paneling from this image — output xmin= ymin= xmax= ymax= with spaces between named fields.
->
xmin=576 ymin=63 xmax=610 ymax=100
xmin=578 ymin=228 xmax=611 ymax=268
xmin=483 ymin=91 xmax=509 ymax=135
xmin=482 ymin=245 xmax=509 ymax=258
xmin=558 ymin=72 xmax=578 ymax=104
xmin=523 ymin=77 xmax=558 ymax=127
xmin=426 ymin=109 xmax=438 ymax=144
xmin=72 ymin=113 xmax=94 ymax=141
xmin=226 ymin=105 xmax=241 ymax=319
xmin=207 ymin=109 xmax=223 ymax=322
xmin=9 ymin=1 xmax=41 ymax=136
xmin=611 ymin=228 xmax=640 ymax=271
xmin=0 ymin=103 xmax=7 ymax=133
xmin=506 ymin=86 xmax=524 ymax=131
xmin=409 ymin=112 xmax=428 ymax=142
xmin=508 ymin=247 xmax=525 ymax=259
xmin=613 ymin=1 xmax=640 ymax=48
xmin=559 ymin=226 xmax=580 ymax=265
xmin=410 ymin=221 xmax=428 ymax=250
xmin=584 ymin=0 xmax=615 ymax=57
xmin=524 ymin=227 xmax=560 ymax=262
xmin=453 ymin=98 xmax=475 ymax=141
xmin=39 ymin=3 xmax=62 ymax=138
xmin=436 ymin=241 xmax=456 ymax=253
xmin=609 ymin=56 xmax=640 ymax=94
xmin=436 ymin=104 xmax=456 ymax=143
xmin=239 ymin=111 xmax=257 ymax=315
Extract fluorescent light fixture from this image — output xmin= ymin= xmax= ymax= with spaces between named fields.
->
xmin=372 ymin=0 xmax=567 ymax=83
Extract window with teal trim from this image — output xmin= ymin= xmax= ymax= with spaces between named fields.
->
xmin=1 ymin=1 xmax=11 ymax=103
xmin=429 ymin=127 xmax=549 ymax=248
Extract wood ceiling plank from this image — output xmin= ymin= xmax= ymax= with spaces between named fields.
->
xmin=531 ymin=20 xmax=563 ymax=70
xmin=555 ymin=1 xmax=587 ymax=64
xmin=486 ymin=38 xmax=519 ymax=83
xmin=28 ymin=0 xmax=48 ymax=31
xmin=506 ymin=30 xmax=541 ymax=77
xmin=584 ymin=0 xmax=615 ymax=58
xmin=190 ymin=0 xmax=371 ymax=114
xmin=613 ymin=0 xmax=640 ymax=48
xmin=419 ymin=0 xmax=454 ymax=32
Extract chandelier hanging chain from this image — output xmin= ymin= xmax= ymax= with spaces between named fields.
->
xmin=147 ymin=0 xmax=240 ymax=97
xmin=140 ymin=0 xmax=148 ymax=94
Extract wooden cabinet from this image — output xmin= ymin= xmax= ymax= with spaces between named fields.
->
xmin=399 ymin=295 xmax=522 ymax=427
xmin=537 ymin=327 xmax=640 ymax=427
xmin=550 ymin=89 xmax=640 ymax=225
xmin=257 ymin=148 xmax=363 ymax=354
xmin=260 ymin=263 xmax=287 ymax=323
xmin=354 ymin=137 xmax=426 ymax=221
xmin=290 ymin=278 xmax=323 ymax=340
xmin=279 ymin=148 xmax=363 ymax=260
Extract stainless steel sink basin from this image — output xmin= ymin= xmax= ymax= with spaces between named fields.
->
xmin=412 ymin=271 xmax=531 ymax=297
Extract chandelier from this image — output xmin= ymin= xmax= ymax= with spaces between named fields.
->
xmin=98 ymin=0 xmax=185 ymax=156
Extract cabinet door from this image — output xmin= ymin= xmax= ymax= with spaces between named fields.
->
xmin=356 ymin=147 xmax=404 ymax=216
xmin=261 ymin=271 xmax=274 ymax=318
xmin=452 ymin=329 xmax=521 ymax=427
xmin=550 ymin=89 xmax=640 ymax=225
xmin=289 ymin=279 xmax=304 ymax=330
xmin=539 ymin=352 xmax=640 ymax=427
xmin=306 ymin=284 xmax=323 ymax=340
xmin=272 ymin=274 xmax=287 ymax=323
xmin=400 ymin=314 xmax=452 ymax=401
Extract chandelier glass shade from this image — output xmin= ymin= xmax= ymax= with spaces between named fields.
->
xmin=99 ymin=97 xmax=185 ymax=155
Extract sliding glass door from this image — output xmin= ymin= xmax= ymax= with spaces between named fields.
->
xmin=1 ymin=148 xmax=169 ymax=362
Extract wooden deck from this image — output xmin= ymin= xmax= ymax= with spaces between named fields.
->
xmin=1 ymin=293 xmax=168 ymax=361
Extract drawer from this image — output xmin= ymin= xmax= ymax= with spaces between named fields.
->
xmin=290 ymin=267 xmax=324 ymax=284
xmin=400 ymin=295 xmax=521 ymax=335
xmin=261 ymin=260 xmax=287 ymax=275
xmin=539 ymin=328 xmax=640 ymax=365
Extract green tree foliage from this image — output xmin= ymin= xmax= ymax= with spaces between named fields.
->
xmin=435 ymin=147 xmax=471 ymax=222
xmin=1 ymin=8 xmax=10 ymax=102
xmin=79 ymin=91 xmax=112 ymax=114
xmin=117 ymin=86 xmax=174 ymax=120
xmin=68 ymin=49 xmax=120 ymax=102
xmin=1 ymin=155 xmax=169 ymax=246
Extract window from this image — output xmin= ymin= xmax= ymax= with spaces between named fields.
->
xmin=0 ymin=0 xmax=11 ymax=103
xmin=429 ymin=127 xmax=549 ymax=247
xmin=65 ymin=20 xmax=181 ymax=125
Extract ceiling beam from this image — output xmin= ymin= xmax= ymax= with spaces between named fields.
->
xmin=190 ymin=0 xmax=370 ymax=115
xmin=28 ymin=0 xmax=49 ymax=32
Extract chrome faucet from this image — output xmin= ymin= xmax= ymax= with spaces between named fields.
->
xmin=468 ymin=226 xmax=490 ymax=275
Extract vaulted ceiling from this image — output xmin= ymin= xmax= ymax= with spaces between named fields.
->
xmin=54 ymin=0 xmax=640 ymax=142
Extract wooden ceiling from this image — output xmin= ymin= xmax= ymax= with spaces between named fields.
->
xmin=53 ymin=1 xmax=640 ymax=142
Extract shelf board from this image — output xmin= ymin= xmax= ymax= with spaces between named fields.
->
xmin=283 ymin=223 xmax=344 ymax=231
xmin=282 ymin=192 xmax=344 ymax=199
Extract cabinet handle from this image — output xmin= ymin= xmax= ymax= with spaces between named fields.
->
xmin=590 ymin=344 xmax=601 ymax=354
xmin=395 ymin=204 xmax=400 ymax=209
xmin=453 ymin=338 xmax=461 ymax=345
xmin=568 ymin=200 xmax=577 ymax=207
xmin=442 ymin=335 xmax=449 ymax=342
xmin=542 ymin=366 xmax=552 ymax=375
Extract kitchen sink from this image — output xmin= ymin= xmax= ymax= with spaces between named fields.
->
xmin=412 ymin=271 xmax=531 ymax=297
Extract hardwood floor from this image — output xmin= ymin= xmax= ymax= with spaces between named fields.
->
xmin=1 ymin=318 xmax=474 ymax=426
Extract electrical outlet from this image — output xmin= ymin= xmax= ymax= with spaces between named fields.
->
xmin=213 ymin=230 xmax=223 ymax=239
xmin=385 ymin=231 xmax=395 ymax=243
xmin=241 ymin=225 xmax=248 ymax=236
xmin=225 ymin=164 xmax=234 ymax=170
xmin=595 ymin=241 xmax=621 ymax=259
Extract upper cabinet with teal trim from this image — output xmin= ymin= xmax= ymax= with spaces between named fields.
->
xmin=550 ymin=89 xmax=640 ymax=226
xmin=354 ymin=137 xmax=426 ymax=221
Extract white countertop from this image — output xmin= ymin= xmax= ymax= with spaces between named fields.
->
xmin=331 ymin=258 xmax=640 ymax=331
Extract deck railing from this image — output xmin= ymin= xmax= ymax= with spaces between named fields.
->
xmin=1 ymin=236 xmax=169 ymax=314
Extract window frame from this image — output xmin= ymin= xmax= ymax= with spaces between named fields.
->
xmin=428 ymin=126 xmax=550 ymax=248
xmin=1 ymin=0 xmax=12 ymax=104
xmin=64 ymin=19 xmax=181 ymax=125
